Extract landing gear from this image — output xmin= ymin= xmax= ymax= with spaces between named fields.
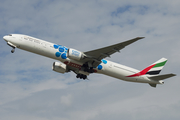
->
xmin=11 ymin=47 xmax=15 ymax=53
xmin=89 ymin=67 xmax=94 ymax=73
xmin=83 ymin=67 xmax=94 ymax=73
xmin=81 ymin=63 xmax=94 ymax=73
xmin=76 ymin=74 xmax=87 ymax=80
xmin=7 ymin=42 xmax=15 ymax=53
xmin=76 ymin=62 xmax=94 ymax=80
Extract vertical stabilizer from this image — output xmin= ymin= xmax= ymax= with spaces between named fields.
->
xmin=145 ymin=58 xmax=167 ymax=75
xmin=127 ymin=58 xmax=167 ymax=77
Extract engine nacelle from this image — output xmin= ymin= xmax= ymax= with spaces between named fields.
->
xmin=67 ymin=48 xmax=85 ymax=60
xmin=52 ymin=62 xmax=67 ymax=73
xmin=159 ymin=80 xmax=164 ymax=84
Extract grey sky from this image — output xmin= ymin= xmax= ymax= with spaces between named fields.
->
xmin=0 ymin=0 xmax=180 ymax=120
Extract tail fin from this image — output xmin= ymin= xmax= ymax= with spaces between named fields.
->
xmin=127 ymin=58 xmax=167 ymax=77
xmin=145 ymin=58 xmax=167 ymax=75
xmin=143 ymin=58 xmax=176 ymax=88
xmin=127 ymin=58 xmax=176 ymax=88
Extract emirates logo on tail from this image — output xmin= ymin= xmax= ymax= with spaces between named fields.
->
xmin=127 ymin=58 xmax=167 ymax=77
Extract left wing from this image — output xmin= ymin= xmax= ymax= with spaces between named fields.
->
xmin=84 ymin=37 xmax=144 ymax=60
xmin=82 ymin=37 xmax=144 ymax=67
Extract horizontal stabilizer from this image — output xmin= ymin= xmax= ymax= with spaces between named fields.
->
xmin=148 ymin=74 xmax=176 ymax=81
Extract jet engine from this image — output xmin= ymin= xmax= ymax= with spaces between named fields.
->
xmin=159 ymin=80 xmax=164 ymax=84
xmin=67 ymin=48 xmax=86 ymax=60
xmin=52 ymin=62 xmax=67 ymax=73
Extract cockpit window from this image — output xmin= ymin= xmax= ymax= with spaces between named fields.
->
xmin=8 ymin=34 xmax=12 ymax=36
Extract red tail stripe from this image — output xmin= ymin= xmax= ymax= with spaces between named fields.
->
xmin=127 ymin=64 xmax=156 ymax=77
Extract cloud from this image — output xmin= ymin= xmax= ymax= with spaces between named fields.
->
xmin=0 ymin=0 xmax=180 ymax=120
xmin=60 ymin=94 xmax=72 ymax=106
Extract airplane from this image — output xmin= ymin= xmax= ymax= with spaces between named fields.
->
xmin=3 ymin=34 xmax=176 ymax=87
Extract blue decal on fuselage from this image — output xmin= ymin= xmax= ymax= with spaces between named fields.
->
xmin=59 ymin=47 xmax=64 ymax=52
xmin=98 ymin=65 xmax=103 ymax=70
xmin=96 ymin=59 xmax=108 ymax=70
xmin=54 ymin=44 xmax=62 ymax=49
xmin=102 ymin=59 xmax=107 ymax=64
xmin=54 ymin=45 xmax=58 ymax=49
xmin=61 ymin=53 xmax=67 ymax=59
xmin=55 ymin=52 xmax=61 ymax=57
xmin=54 ymin=44 xmax=68 ymax=59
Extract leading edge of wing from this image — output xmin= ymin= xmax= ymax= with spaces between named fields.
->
xmin=84 ymin=37 xmax=145 ymax=60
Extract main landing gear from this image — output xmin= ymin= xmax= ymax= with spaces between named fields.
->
xmin=76 ymin=74 xmax=87 ymax=80
xmin=81 ymin=63 xmax=95 ymax=73
xmin=83 ymin=67 xmax=94 ymax=73
xmin=76 ymin=63 xmax=95 ymax=80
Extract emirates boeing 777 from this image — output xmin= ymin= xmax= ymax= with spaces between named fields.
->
xmin=3 ymin=34 xmax=176 ymax=87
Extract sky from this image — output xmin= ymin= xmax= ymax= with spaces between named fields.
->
xmin=0 ymin=0 xmax=180 ymax=120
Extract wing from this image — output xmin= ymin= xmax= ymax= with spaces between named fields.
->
xmin=84 ymin=37 xmax=144 ymax=60
xmin=82 ymin=37 xmax=144 ymax=67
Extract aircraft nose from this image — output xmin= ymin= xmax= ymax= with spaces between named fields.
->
xmin=3 ymin=36 xmax=8 ymax=42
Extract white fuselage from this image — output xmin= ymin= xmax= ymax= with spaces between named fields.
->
xmin=3 ymin=34 xmax=162 ymax=85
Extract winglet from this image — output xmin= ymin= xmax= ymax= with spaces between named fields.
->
xmin=136 ymin=37 xmax=145 ymax=39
